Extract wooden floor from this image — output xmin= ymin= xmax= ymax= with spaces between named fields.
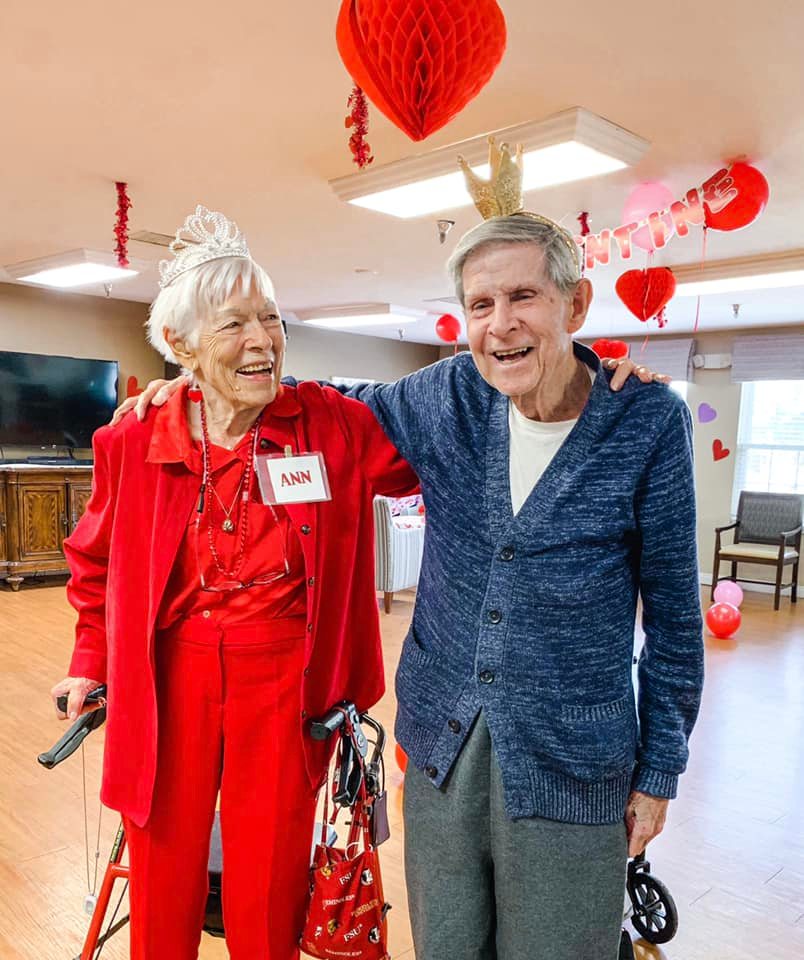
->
xmin=1 ymin=580 xmax=803 ymax=959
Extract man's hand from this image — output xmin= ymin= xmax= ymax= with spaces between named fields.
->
xmin=50 ymin=676 xmax=105 ymax=721
xmin=602 ymin=357 xmax=671 ymax=391
xmin=110 ymin=377 xmax=182 ymax=425
xmin=624 ymin=790 xmax=669 ymax=856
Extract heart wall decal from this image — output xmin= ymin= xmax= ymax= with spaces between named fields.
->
xmin=615 ymin=267 xmax=676 ymax=324
xmin=712 ymin=439 xmax=730 ymax=461
xmin=336 ymin=0 xmax=507 ymax=142
xmin=698 ymin=402 xmax=717 ymax=424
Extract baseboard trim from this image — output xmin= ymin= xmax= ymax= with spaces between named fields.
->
xmin=699 ymin=572 xmax=795 ymax=596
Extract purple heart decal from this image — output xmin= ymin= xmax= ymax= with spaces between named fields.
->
xmin=698 ymin=403 xmax=717 ymax=424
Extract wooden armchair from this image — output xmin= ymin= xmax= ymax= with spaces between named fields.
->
xmin=712 ymin=491 xmax=802 ymax=610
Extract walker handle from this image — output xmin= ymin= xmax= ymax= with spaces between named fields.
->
xmin=37 ymin=707 xmax=107 ymax=769
xmin=310 ymin=701 xmax=360 ymax=741
xmin=55 ymin=683 xmax=107 ymax=716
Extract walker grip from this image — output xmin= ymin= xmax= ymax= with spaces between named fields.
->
xmin=55 ymin=684 xmax=107 ymax=716
xmin=38 ymin=706 xmax=107 ymax=769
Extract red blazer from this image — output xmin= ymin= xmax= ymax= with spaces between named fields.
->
xmin=65 ymin=383 xmax=417 ymax=827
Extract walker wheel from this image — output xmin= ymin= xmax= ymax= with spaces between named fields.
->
xmin=619 ymin=928 xmax=635 ymax=960
xmin=628 ymin=872 xmax=678 ymax=943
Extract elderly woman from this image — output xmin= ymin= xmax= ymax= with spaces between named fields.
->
xmin=50 ymin=206 xmax=417 ymax=960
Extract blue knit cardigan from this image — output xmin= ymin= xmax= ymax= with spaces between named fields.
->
xmin=331 ymin=343 xmax=703 ymax=824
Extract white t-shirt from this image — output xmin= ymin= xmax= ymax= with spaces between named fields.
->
xmin=508 ymin=366 xmax=595 ymax=515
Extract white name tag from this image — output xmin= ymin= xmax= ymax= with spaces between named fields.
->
xmin=255 ymin=452 xmax=332 ymax=505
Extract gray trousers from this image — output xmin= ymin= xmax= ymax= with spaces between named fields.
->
xmin=403 ymin=715 xmax=627 ymax=960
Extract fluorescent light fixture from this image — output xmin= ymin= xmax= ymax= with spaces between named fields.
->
xmin=330 ymin=108 xmax=648 ymax=219
xmin=5 ymin=248 xmax=139 ymax=288
xmin=296 ymin=303 xmax=424 ymax=330
xmin=674 ymin=251 xmax=804 ymax=297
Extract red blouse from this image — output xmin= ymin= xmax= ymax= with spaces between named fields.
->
xmin=152 ymin=392 xmax=306 ymax=628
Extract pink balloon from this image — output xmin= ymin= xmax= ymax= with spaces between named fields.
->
xmin=622 ymin=182 xmax=676 ymax=252
xmin=713 ymin=580 xmax=744 ymax=607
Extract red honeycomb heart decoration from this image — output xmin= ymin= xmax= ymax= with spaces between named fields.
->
xmin=336 ymin=0 xmax=507 ymax=142
xmin=615 ymin=267 xmax=676 ymax=325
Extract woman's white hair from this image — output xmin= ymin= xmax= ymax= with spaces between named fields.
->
xmin=147 ymin=257 xmax=276 ymax=364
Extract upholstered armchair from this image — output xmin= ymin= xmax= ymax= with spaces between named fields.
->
xmin=373 ymin=495 xmax=425 ymax=613
xmin=712 ymin=491 xmax=802 ymax=610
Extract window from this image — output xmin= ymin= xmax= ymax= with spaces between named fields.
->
xmin=732 ymin=380 xmax=804 ymax=513
xmin=668 ymin=381 xmax=688 ymax=403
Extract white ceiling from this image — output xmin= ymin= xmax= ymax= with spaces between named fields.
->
xmin=2 ymin=0 xmax=803 ymax=345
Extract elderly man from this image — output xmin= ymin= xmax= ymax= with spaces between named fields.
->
xmin=336 ymin=213 xmax=703 ymax=960
xmin=124 ymin=205 xmax=702 ymax=959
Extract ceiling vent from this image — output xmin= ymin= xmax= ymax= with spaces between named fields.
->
xmin=129 ymin=230 xmax=198 ymax=248
xmin=423 ymin=295 xmax=461 ymax=305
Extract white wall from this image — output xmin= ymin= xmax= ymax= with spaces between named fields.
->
xmin=284 ymin=322 xmax=439 ymax=382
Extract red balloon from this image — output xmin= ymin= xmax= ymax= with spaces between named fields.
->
xmin=395 ymin=743 xmax=408 ymax=773
xmin=703 ymin=162 xmax=769 ymax=232
xmin=705 ymin=601 xmax=741 ymax=639
xmin=435 ymin=313 xmax=461 ymax=343
xmin=591 ymin=339 xmax=629 ymax=361
xmin=336 ymin=0 xmax=507 ymax=142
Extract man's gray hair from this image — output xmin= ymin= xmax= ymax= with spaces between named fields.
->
xmin=447 ymin=215 xmax=581 ymax=305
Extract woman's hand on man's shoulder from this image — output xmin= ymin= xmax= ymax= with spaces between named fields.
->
xmin=602 ymin=356 xmax=671 ymax=392
xmin=110 ymin=378 xmax=182 ymax=425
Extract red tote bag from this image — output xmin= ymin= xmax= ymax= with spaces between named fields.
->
xmin=301 ymin=724 xmax=390 ymax=959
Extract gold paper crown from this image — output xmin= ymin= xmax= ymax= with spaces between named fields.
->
xmin=458 ymin=137 xmax=581 ymax=276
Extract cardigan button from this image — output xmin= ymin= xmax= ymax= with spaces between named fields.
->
xmin=448 ymin=718 xmax=462 ymax=733
xmin=424 ymin=764 xmax=438 ymax=779
xmin=307 ymin=577 xmax=315 ymax=587
xmin=301 ymin=710 xmax=307 ymax=719
xmin=479 ymin=669 xmax=495 ymax=684
xmin=260 ymin=438 xmax=270 ymax=450
xmin=499 ymin=546 xmax=515 ymax=561
xmin=303 ymin=667 xmax=310 ymax=677
xmin=301 ymin=524 xmax=312 ymax=535
xmin=488 ymin=609 xmax=502 ymax=624
xmin=307 ymin=623 xmax=313 ymax=632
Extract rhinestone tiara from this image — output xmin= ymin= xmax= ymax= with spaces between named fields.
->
xmin=158 ymin=205 xmax=252 ymax=289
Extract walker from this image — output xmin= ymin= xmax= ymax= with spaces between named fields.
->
xmin=619 ymin=850 xmax=678 ymax=958
xmin=38 ymin=693 xmax=383 ymax=958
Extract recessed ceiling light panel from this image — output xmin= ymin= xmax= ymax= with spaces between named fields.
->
xmin=330 ymin=108 xmax=648 ymax=219
xmin=5 ymin=248 xmax=140 ymax=288
xmin=296 ymin=302 xmax=425 ymax=330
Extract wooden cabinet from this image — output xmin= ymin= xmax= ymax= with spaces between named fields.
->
xmin=0 ymin=467 xmax=93 ymax=590
xmin=68 ymin=482 xmax=93 ymax=532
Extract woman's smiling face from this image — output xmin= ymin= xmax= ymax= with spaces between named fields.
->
xmin=190 ymin=280 xmax=286 ymax=411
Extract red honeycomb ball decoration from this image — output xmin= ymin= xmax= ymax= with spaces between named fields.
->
xmin=336 ymin=0 xmax=507 ymax=142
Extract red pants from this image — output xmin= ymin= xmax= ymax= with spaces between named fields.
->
xmin=123 ymin=616 xmax=317 ymax=960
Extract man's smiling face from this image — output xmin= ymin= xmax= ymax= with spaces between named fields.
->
xmin=463 ymin=242 xmax=590 ymax=402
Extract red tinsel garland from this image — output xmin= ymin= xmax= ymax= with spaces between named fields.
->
xmin=577 ymin=211 xmax=590 ymax=277
xmin=345 ymin=86 xmax=374 ymax=169
xmin=114 ymin=181 xmax=132 ymax=267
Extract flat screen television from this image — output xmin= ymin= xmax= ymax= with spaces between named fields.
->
xmin=0 ymin=350 xmax=119 ymax=449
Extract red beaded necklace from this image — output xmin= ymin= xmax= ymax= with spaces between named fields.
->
xmin=197 ymin=402 xmax=263 ymax=582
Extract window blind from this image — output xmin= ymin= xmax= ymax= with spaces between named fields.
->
xmin=731 ymin=334 xmax=804 ymax=382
